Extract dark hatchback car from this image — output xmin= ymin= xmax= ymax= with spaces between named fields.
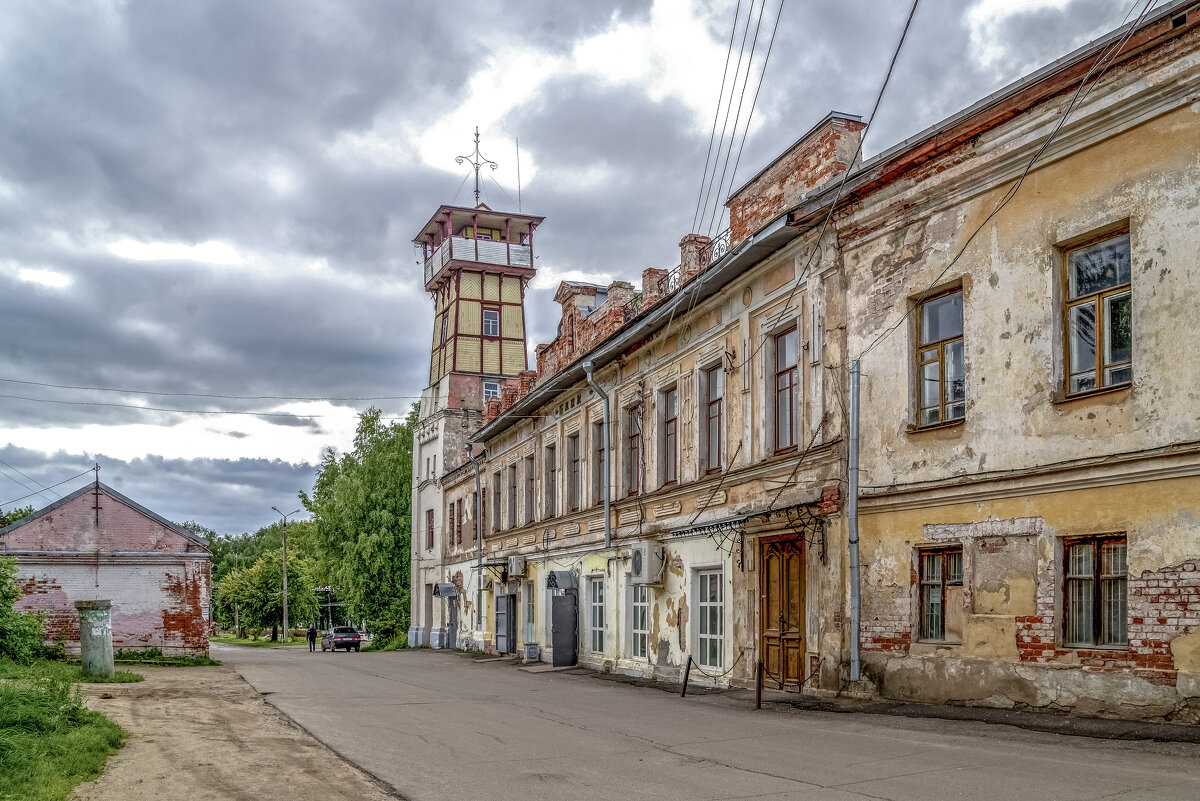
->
xmin=321 ymin=626 xmax=361 ymax=652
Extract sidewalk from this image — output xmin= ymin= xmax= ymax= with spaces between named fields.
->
xmin=466 ymin=650 xmax=1200 ymax=744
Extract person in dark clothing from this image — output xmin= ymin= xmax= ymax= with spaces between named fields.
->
xmin=307 ymin=623 xmax=317 ymax=652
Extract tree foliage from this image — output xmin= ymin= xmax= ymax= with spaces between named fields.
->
xmin=0 ymin=556 xmax=48 ymax=663
xmin=301 ymin=405 xmax=416 ymax=646
xmin=214 ymin=549 xmax=318 ymax=637
xmin=0 ymin=504 xmax=34 ymax=529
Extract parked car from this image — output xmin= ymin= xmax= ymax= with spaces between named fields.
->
xmin=321 ymin=626 xmax=361 ymax=652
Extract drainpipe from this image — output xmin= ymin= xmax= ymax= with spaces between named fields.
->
xmin=582 ymin=360 xmax=611 ymax=549
xmin=466 ymin=442 xmax=485 ymax=628
xmin=848 ymin=359 xmax=861 ymax=682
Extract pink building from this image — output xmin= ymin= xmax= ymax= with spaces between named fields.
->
xmin=0 ymin=482 xmax=211 ymax=655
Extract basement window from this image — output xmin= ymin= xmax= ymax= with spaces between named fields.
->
xmin=1063 ymin=535 xmax=1127 ymax=648
xmin=919 ymin=547 xmax=963 ymax=642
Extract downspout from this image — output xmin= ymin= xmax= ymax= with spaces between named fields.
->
xmin=582 ymin=360 xmax=611 ymax=549
xmin=466 ymin=443 xmax=485 ymax=628
xmin=848 ymin=359 xmax=861 ymax=682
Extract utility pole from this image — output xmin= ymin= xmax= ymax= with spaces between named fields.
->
xmin=272 ymin=506 xmax=301 ymax=643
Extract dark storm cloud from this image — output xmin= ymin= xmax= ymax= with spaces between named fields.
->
xmin=0 ymin=0 xmax=1152 ymax=531
xmin=0 ymin=445 xmax=316 ymax=535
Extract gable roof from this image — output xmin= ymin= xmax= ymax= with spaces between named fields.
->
xmin=0 ymin=482 xmax=212 ymax=553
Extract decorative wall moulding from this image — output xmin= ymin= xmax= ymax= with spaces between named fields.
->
xmin=695 ymin=489 xmax=727 ymax=508
xmin=653 ymin=500 xmax=682 ymax=518
xmin=563 ymin=522 xmax=580 ymax=536
xmin=543 ymin=528 xmax=557 ymax=540
xmin=521 ymin=534 xmax=536 ymax=545
xmin=587 ymin=517 xmax=605 ymax=532
xmin=617 ymin=509 xmax=642 ymax=526
xmin=505 ymin=537 xmax=518 ymax=548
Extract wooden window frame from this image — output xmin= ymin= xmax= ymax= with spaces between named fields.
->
xmin=506 ymin=464 xmax=517 ymax=530
xmin=1062 ymin=233 xmax=1132 ymax=397
xmin=588 ymin=577 xmax=605 ymax=653
xmin=524 ymin=455 xmax=535 ymax=525
xmin=491 ymin=472 xmax=502 ymax=532
xmin=662 ymin=387 xmax=678 ymax=486
xmin=696 ymin=569 xmax=723 ymax=668
xmin=456 ymin=499 xmax=463 ymax=547
xmin=918 ymin=546 xmax=962 ymax=642
xmin=626 ymin=407 xmax=641 ymax=497
xmin=566 ymin=434 xmax=581 ymax=512
xmin=1063 ymin=534 xmax=1128 ymax=649
xmin=591 ymin=421 xmax=605 ymax=508
xmin=425 ymin=509 xmax=434 ymax=551
xmin=482 ymin=306 xmax=501 ymax=339
xmin=631 ymin=584 xmax=649 ymax=659
xmin=915 ymin=288 xmax=965 ymax=428
xmin=544 ymin=445 xmax=557 ymax=518
xmin=774 ymin=328 xmax=798 ymax=453
xmin=704 ymin=365 xmax=724 ymax=474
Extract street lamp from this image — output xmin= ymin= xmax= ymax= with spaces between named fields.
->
xmin=272 ymin=506 xmax=301 ymax=643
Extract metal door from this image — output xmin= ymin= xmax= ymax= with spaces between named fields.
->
xmin=550 ymin=591 xmax=578 ymax=667
xmin=760 ymin=537 xmax=805 ymax=689
xmin=447 ymin=599 xmax=458 ymax=651
xmin=495 ymin=593 xmax=512 ymax=653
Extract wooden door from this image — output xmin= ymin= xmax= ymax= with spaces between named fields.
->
xmin=760 ymin=537 xmax=805 ymax=689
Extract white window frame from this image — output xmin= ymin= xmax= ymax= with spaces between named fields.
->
xmin=524 ymin=580 xmax=536 ymax=644
xmin=483 ymin=380 xmax=500 ymax=400
xmin=631 ymin=584 xmax=650 ymax=659
xmin=588 ymin=576 xmax=605 ymax=653
xmin=483 ymin=308 xmax=500 ymax=337
xmin=696 ymin=568 xmax=724 ymax=669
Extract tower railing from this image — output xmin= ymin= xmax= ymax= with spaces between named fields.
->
xmin=424 ymin=237 xmax=533 ymax=285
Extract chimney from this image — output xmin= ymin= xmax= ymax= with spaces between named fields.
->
xmin=640 ymin=267 xmax=669 ymax=310
xmin=679 ymin=233 xmax=712 ymax=284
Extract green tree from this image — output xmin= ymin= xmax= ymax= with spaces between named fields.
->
xmin=0 ymin=556 xmax=47 ymax=663
xmin=0 ymin=504 xmax=34 ymax=529
xmin=215 ymin=549 xmax=318 ymax=640
xmin=301 ymin=405 xmax=415 ymax=646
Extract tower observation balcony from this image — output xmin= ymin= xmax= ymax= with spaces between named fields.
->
xmin=414 ymin=204 xmax=543 ymax=292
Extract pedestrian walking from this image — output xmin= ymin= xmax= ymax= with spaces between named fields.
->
xmin=307 ymin=623 xmax=317 ymax=652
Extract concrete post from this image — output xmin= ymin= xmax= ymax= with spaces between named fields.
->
xmin=75 ymin=599 xmax=114 ymax=679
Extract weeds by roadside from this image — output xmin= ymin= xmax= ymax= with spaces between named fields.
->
xmin=0 ymin=658 xmax=126 ymax=801
xmin=114 ymin=647 xmax=221 ymax=667
xmin=210 ymin=633 xmax=294 ymax=648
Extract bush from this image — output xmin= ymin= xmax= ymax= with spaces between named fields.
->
xmin=0 ymin=557 xmax=48 ymax=664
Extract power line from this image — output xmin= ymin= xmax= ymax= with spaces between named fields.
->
xmin=0 ymin=377 xmax=418 ymax=402
xmin=0 ymin=456 xmax=60 ymax=502
xmin=1 ymin=468 xmax=94 ymax=509
xmin=692 ymin=0 xmax=745 ymax=232
xmin=0 ymin=393 xmax=325 ymax=419
xmin=858 ymin=0 xmax=1159 ymax=360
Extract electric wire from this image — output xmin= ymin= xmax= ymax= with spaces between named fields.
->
xmin=0 ymin=456 xmax=59 ymax=502
xmin=0 ymin=469 xmax=95 ymax=508
xmin=692 ymin=0 xmax=746 ymax=232
xmin=0 ymin=393 xmax=324 ymax=418
xmin=0 ymin=376 xmax=419 ymax=402
xmin=857 ymin=0 xmax=1159 ymax=361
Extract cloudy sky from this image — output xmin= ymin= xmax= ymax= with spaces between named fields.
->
xmin=0 ymin=0 xmax=1143 ymax=534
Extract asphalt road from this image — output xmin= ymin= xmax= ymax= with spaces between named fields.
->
xmin=217 ymin=644 xmax=1200 ymax=801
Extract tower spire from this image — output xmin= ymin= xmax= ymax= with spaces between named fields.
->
xmin=456 ymin=127 xmax=497 ymax=205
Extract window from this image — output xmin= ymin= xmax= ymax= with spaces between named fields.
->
xmin=544 ymin=445 xmax=557 ymax=517
xmin=492 ymin=472 xmax=501 ymax=532
xmin=524 ymin=455 xmax=535 ymax=525
xmin=471 ymin=492 xmax=479 ymax=543
xmin=774 ymin=329 xmax=798 ymax=451
xmin=1064 ymin=536 xmax=1127 ymax=648
xmin=479 ymin=491 xmax=486 ymax=539
xmin=626 ymin=407 xmax=641 ymax=496
xmin=483 ymin=380 xmax=500 ymax=400
xmin=507 ymin=464 xmax=517 ymax=529
xmin=697 ymin=570 xmax=723 ymax=668
xmin=588 ymin=577 xmax=605 ymax=652
xmin=662 ymin=388 xmax=677 ymax=485
xmin=456 ymin=499 xmax=464 ymax=547
xmin=705 ymin=366 xmax=724 ymax=472
xmin=919 ymin=548 xmax=963 ymax=642
xmin=524 ymin=581 xmax=536 ymax=644
xmin=916 ymin=289 xmax=965 ymax=426
xmin=631 ymin=584 xmax=649 ymax=659
xmin=591 ymin=422 xmax=605 ymax=507
xmin=567 ymin=434 xmax=580 ymax=512
xmin=440 ymin=316 xmax=448 ymax=344
xmin=425 ymin=509 xmax=434 ymax=551
xmin=483 ymin=307 xmax=500 ymax=338
xmin=1065 ymin=234 xmax=1132 ymax=395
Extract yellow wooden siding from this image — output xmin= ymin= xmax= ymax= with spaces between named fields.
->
xmin=459 ymin=300 xmax=481 ymax=335
xmin=460 ymin=272 xmax=481 ymax=299
xmin=483 ymin=274 xmax=500 ymax=302
xmin=483 ymin=339 xmax=501 ymax=373
xmin=447 ymin=308 xmax=456 ymax=337
xmin=501 ymin=308 xmax=523 ymax=338
xmin=501 ymin=275 xmax=521 ymax=304
xmin=456 ymin=337 xmax=482 ymax=372
xmin=502 ymin=340 xmax=526 ymax=374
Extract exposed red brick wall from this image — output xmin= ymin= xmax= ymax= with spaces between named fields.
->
xmin=728 ymin=116 xmax=865 ymax=246
xmin=535 ymin=280 xmax=635 ymax=383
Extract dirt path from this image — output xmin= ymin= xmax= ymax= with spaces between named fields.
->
xmin=71 ymin=665 xmax=400 ymax=801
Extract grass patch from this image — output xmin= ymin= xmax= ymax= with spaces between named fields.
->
xmin=113 ymin=648 xmax=221 ymax=667
xmin=0 ymin=660 xmax=142 ymax=684
xmin=0 ymin=658 xmax=125 ymax=801
xmin=210 ymin=634 xmax=294 ymax=648
xmin=364 ymin=640 xmax=408 ymax=652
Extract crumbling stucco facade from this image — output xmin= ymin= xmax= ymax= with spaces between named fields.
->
xmin=0 ymin=482 xmax=212 ymax=655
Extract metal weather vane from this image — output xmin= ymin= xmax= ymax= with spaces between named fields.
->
xmin=456 ymin=126 xmax=497 ymax=205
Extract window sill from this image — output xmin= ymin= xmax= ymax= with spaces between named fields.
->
xmin=1061 ymin=644 xmax=1129 ymax=653
xmin=906 ymin=418 xmax=965 ymax=436
xmin=1052 ymin=383 xmax=1131 ymax=406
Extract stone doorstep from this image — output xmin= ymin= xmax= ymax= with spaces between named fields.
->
xmin=436 ymin=649 xmax=1200 ymax=743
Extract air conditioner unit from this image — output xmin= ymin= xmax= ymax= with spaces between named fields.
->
xmin=508 ymin=555 xmax=526 ymax=577
xmin=630 ymin=542 xmax=665 ymax=585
